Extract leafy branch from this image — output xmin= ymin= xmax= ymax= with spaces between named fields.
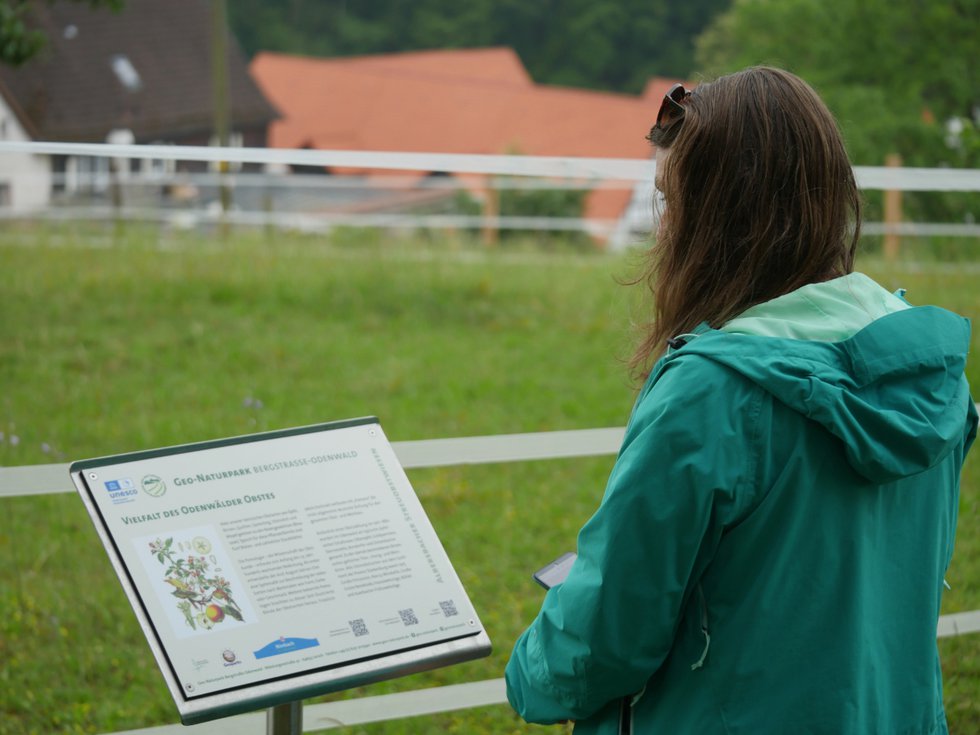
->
xmin=148 ymin=537 xmax=244 ymax=631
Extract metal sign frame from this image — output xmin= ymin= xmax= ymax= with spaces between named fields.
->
xmin=70 ymin=417 xmax=491 ymax=725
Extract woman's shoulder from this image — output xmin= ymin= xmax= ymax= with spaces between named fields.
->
xmin=641 ymin=335 xmax=759 ymax=405
xmin=628 ymin=341 xmax=767 ymax=441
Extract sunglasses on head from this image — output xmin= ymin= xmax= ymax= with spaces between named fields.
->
xmin=655 ymin=83 xmax=691 ymax=131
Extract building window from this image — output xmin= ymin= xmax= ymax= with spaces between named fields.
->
xmin=76 ymin=156 xmax=110 ymax=192
xmin=146 ymin=141 xmax=176 ymax=177
xmin=51 ymin=155 xmax=68 ymax=195
xmin=208 ymin=132 xmax=243 ymax=172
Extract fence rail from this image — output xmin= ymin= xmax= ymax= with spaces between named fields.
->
xmin=3 ymin=206 xmax=978 ymax=240
xmin=0 ymin=427 xmax=626 ymax=498
xmin=0 ymin=206 xmax=624 ymax=237
xmin=3 ymin=142 xmax=980 ymax=190
xmin=3 ymin=144 xmax=978 ymax=250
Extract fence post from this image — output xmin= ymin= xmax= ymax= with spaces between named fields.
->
xmin=482 ymin=176 xmax=499 ymax=246
xmin=211 ymin=0 xmax=232 ymax=237
xmin=883 ymin=153 xmax=903 ymax=260
xmin=263 ymin=186 xmax=274 ymax=245
xmin=109 ymin=156 xmax=123 ymax=234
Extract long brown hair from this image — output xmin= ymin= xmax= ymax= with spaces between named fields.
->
xmin=631 ymin=66 xmax=861 ymax=376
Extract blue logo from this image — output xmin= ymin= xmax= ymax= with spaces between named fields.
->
xmin=104 ymin=478 xmax=137 ymax=505
xmin=253 ymin=636 xmax=320 ymax=660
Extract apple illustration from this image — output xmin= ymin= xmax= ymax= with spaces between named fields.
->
xmin=206 ymin=604 xmax=225 ymax=623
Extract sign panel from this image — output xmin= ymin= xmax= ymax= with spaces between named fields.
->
xmin=70 ymin=417 xmax=491 ymax=724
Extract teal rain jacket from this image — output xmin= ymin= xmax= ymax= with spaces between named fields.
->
xmin=506 ymin=274 xmax=977 ymax=734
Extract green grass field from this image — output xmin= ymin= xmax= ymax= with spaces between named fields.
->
xmin=1 ymin=225 xmax=978 ymax=734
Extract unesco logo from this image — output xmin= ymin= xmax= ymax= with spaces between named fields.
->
xmin=141 ymin=474 xmax=167 ymax=497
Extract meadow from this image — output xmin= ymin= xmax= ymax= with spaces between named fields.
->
xmin=1 ymin=224 xmax=978 ymax=734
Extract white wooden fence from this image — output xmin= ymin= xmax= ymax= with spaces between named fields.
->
xmin=1 ymin=143 xmax=979 ymax=250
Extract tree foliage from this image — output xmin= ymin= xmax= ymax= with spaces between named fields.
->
xmin=696 ymin=0 xmax=979 ymax=169
xmin=0 ymin=0 xmax=122 ymax=66
xmin=228 ymin=0 xmax=733 ymax=94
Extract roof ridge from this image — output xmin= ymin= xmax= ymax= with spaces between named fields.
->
xmin=254 ymin=46 xmax=522 ymax=67
xmin=252 ymin=47 xmax=534 ymax=89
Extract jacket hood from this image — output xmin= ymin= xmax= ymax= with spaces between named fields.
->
xmin=662 ymin=279 xmax=976 ymax=483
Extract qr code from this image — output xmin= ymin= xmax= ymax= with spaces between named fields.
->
xmin=349 ymin=619 xmax=368 ymax=637
xmin=439 ymin=600 xmax=458 ymax=617
xmin=398 ymin=608 xmax=419 ymax=626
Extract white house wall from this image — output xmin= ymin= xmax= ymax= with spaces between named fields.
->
xmin=0 ymin=94 xmax=50 ymax=212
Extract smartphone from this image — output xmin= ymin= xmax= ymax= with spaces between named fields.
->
xmin=532 ymin=551 xmax=577 ymax=590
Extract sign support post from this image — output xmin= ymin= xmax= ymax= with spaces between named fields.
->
xmin=267 ymin=701 xmax=302 ymax=735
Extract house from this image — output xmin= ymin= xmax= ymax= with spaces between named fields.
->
xmin=0 ymin=0 xmax=276 ymax=211
xmin=250 ymin=48 xmax=683 ymax=246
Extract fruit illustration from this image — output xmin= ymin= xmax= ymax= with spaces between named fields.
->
xmin=178 ymin=600 xmax=195 ymax=629
xmin=148 ymin=537 xmax=244 ymax=631
xmin=192 ymin=537 xmax=212 ymax=554
xmin=165 ymin=577 xmax=197 ymax=599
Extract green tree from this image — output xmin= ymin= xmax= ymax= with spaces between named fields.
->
xmin=696 ymin=0 xmax=979 ymax=167
xmin=0 ymin=0 xmax=122 ymax=66
xmin=695 ymin=0 xmax=979 ymax=223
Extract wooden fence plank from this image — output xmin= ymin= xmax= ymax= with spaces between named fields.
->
xmin=0 ymin=428 xmax=627 ymax=498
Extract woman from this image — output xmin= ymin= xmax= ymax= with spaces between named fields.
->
xmin=505 ymin=67 xmax=977 ymax=734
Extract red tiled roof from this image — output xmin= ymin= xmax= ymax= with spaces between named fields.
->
xmin=250 ymin=48 xmax=684 ymax=226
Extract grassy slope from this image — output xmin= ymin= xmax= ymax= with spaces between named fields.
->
xmin=0 ymin=227 xmax=977 ymax=734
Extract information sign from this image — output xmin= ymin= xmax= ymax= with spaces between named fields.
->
xmin=70 ymin=417 xmax=491 ymax=724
